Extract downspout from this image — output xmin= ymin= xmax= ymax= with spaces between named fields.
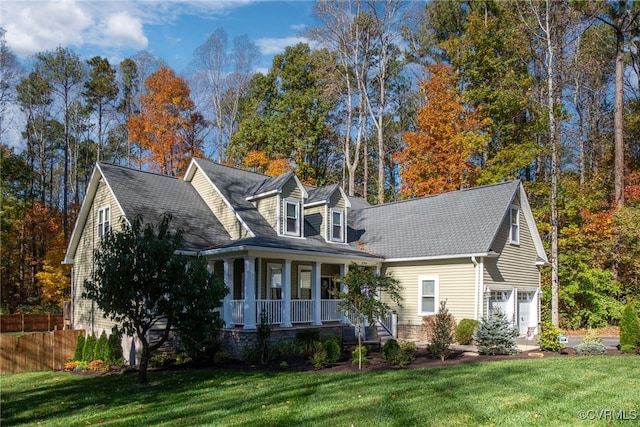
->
xmin=471 ymin=257 xmax=479 ymax=320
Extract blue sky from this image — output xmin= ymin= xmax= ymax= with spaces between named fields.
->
xmin=1 ymin=0 xmax=319 ymax=74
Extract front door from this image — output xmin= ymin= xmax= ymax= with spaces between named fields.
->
xmin=518 ymin=292 xmax=533 ymax=334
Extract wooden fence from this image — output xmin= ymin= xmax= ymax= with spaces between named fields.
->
xmin=0 ymin=314 xmax=64 ymax=333
xmin=0 ymin=329 xmax=84 ymax=374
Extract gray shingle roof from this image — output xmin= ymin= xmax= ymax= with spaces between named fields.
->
xmin=349 ymin=181 xmax=521 ymax=259
xmin=306 ymin=184 xmax=340 ymax=205
xmin=99 ymin=163 xmax=231 ymax=252
xmin=246 ymin=171 xmax=295 ymax=198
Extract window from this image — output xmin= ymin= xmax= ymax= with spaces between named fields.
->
xmin=98 ymin=206 xmax=110 ymax=239
xmin=299 ymin=266 xmax=312 ymax=299
xmin=330 ymin=209 xmax=344 ymax=242
xmin=284 ymin=200 xmax=300 ymax=236
xmin=510 ymin=205 xmax=520 ymax=244
xmin=268 ymin=263 xmax=282 ymax=299
xmin=418 ymin=275 xmax=438 ymax=315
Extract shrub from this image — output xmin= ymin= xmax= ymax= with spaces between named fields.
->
xmin=537 ymin=323 xmax=565 ymax=352
xmin=574 ymin=342 xmax=607 ymax=355
xmin=382 ymin=339 xmax=400 ymax=360
xmin=94 ymin=331 xmax=108 ymax=361
xmin=73 ymin=361 xmax=88 ymax=371
xmin=82 ymin=334 xmax=97 ymax=362
xmin=473 ymin=309 xmax=519 ymax=355
xmin=382 ymin=339 xmax=416 ymax=366
xmin=88 ymin=359 xmax=107 ymax=371
xmin=582 ymin=328 xmax=602 ymax=344
xmin=73 ymin=334 xmax=85 ymax=361
xmin=296 ymin=328 xmax=322 ymax=355
xmin=351 ymin=345 xmax=370 ymax=366
xmin=427 ymin=301 xmax=456 ymax=361
xmin=456 ymin=319 xmax=481 ymax=345
xmin=279 ymin=361 xmax=289 ymax=370
xmin=309 ymin=341 xmax=330 ymax=369
xmin=148 ymin=353 xmax=171 ymax=368
xmin=620 ymin=304 xmax=640 ymax=353
xmin=105 ymin=327 xmax=124 ymax=366
xmin=322 ymin=337 xmax=341 ymax=364
xmin=64 ymin=361 xmax=77 ymax=371
xmin=212 ymin=351 xmax=232 ymax=365
xmin=256 ymin=310 xmax=272 ymax=364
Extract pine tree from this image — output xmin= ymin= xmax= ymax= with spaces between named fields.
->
xmin=427 ymin=301 xmax=455 ymax=361
xmin=473 ymin=309 xmax=518 ymax=355
xmin=620 ymin=304 xmax=640 ymax=353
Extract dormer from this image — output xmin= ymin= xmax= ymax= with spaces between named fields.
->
xmin=246 ymin=172 xmax=308 ymax=237
xmin=304 ymin=184 xmax=351 ymax=243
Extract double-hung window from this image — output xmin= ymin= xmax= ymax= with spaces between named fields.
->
xmin=330 ymin=209 xmax=344 ymax=242
xmin=98 ymin=206 xmax=110 ymax=239
xmin=510 ymin=205 xmax=520 ymax=245
xmin=284 ymin=200 xmax=300 ymax=236
xmin=418 ymin=275 xmax=438 ymax=315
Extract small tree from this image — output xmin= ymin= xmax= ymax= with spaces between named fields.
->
xmin=620 ymin=304 xmax=640 ymax=353
xmin=94 ymin=331 xmax=108 ymax=361
xmin=83 ymin=214 xmax=228 ymax=383
xmin=73 ymin=333 xmax=85 ymax=361
xmin=334 ymin=263 xmax=401 ymax=369
xmin=427 ymin=301 xmax=455 ymax=361
xmin=473 ymin=309 xmax=519 ymax=355
xmin=105 ymin=326 xmax=123 ymax=366
xmin=82 ymin=333 xmax=96 ymax=362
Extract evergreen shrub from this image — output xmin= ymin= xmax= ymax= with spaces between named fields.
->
xmin=473 ymin=309 xmax=518 ymax=355
xmin=620 ymin=304 xmax=640 ymax=353
xmin=455 ymin=319 xmax=481 ymax=345
xmin=82 ymin=334 xmax=97 ymax=362
xmin=574 ymin=342 xmax=607 ymax=355
xmin=427 ymin=301 xmax=456 ymax=361
xmin=94 ymin=331 xmax=108 ymax=361
xmin=73 ymin=334 xmax=85 ymax=361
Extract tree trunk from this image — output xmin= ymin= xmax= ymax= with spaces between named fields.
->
xmin=137 ymin=342 xmax=150 ymax=384
xmin=614 ymin=27 xmax=624 ymax=207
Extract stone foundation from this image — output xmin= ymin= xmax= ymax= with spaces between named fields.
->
xmin=220 ymin=324 xmax=346 ymax=360
xmin=397 ymin=324 xmax=425 ymax=341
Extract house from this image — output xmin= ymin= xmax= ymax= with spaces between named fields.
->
xmin=64 ymin=158 xmax=548 ymax=359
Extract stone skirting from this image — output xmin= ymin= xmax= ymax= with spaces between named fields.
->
xmin=396 ymin=324 xmax=425 ymax=341
xmin=220 ymin=324 xmax=346 ymax=360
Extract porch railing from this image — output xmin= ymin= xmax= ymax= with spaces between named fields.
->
xmin=225 ymin=299 xmax=345 ymax=325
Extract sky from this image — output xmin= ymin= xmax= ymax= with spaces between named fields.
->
xmin=1 ymin=0 xmax=320 ymax=74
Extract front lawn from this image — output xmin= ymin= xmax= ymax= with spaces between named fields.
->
xmin=1 ymin=356 xmax=638 ymax=426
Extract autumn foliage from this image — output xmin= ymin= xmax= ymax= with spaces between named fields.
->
xmin=128 ymin=66 xmax=205 ymax=177
xmin=396 ymin=64 xmax=489 ymax=197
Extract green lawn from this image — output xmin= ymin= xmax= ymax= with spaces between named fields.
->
xmin=1 ymin=356 xmax=638 ymax=426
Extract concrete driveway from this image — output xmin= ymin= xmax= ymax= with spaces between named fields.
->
xmin=516 ymin=335 xmax=620 ymax=350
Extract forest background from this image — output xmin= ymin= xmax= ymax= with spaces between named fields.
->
xmin=1 ymin=0 xmax=638 ymax=330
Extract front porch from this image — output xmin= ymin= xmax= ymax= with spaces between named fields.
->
xmin=227 ymin=298 xmax=346 ymax=326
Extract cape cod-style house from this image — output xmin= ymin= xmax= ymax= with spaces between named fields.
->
xmin=64 ymin=158 xmax=548 ymax=360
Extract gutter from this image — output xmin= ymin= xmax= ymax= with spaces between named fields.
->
xmin=472 ymin=256 xmax=479 ymax=320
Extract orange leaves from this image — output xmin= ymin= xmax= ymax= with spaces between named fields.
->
xmin=243 ymin=150 xmax=291 ymax=177
xmin=128 ymin=66 xmax=203 ymax=177
xmin=396 ymin=64 xmax=487 ymax=198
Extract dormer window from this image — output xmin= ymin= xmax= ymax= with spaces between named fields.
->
xmin=331 ymin=209 xmax=344 ymax=242
xmin=98 ymin=206 xmax=110 ymax=239
xmin=284 ymin=200 xmax=300 ymax=236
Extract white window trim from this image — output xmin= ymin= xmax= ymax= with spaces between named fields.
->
xmin=283 ymin=199 xmax=300 ymax=236
xmin=418 ymin=275 xmax=439 ymax=316
xmin=97 ymin=205 xmax=111 ymax=239
xmin=509 ymin=205 xmax=520 ymax=245
xmin=330 ymin=208 xmax=344 ymax=243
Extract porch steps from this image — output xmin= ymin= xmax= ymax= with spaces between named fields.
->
xmin=375 ymin=321 xmax=393 ymax=345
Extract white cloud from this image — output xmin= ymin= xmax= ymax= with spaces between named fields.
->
xmin=256 ymin=36 xmax=308 ymax=55
xmin=3 ymin=0 xmax=93 ymax=56
xmin=289 ymin=23 xmax=307 ymax=32
xmin=93 ymin=11 xmax=148 ymax=49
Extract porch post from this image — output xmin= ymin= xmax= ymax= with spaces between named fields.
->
xmin=281 ymin=259 xmax=292 ymax=327
xmin=223 ymin=258 xmax=233 ymax=327
xmin=340 ymin=263 xmax=349 ymax=323
xmin=312 ymin=261 xmax=322 ymax=325
xmin=243 ymin=256 xmax=256 ymax=330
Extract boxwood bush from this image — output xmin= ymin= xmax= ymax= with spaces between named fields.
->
xmin=455 ymin=319 xmax=480 ymax=345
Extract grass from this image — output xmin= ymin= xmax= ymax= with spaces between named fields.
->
xmin=1 ymin=356 xmax=639 ymax=426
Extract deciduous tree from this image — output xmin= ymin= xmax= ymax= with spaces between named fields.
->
xmin=128 ymin=66 xmax=205 ymax=176
xmin=396 ymin=63 xmax=488 ymax=197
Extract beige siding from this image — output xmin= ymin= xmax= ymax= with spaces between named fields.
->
xmin=484 ymin=196 xmax=540 ymax=290
xmin=382 ymin=259 xmax=477 ymax=327
xmin=189 ymin=168 xmax=249 ymax=239
xmin=72 ymin=181 xmax=124 ymax=334
xmin=255 ymin=196 xmax=278 ymax=231
xmin=304 ymin=205 xmax=325 ymax=235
